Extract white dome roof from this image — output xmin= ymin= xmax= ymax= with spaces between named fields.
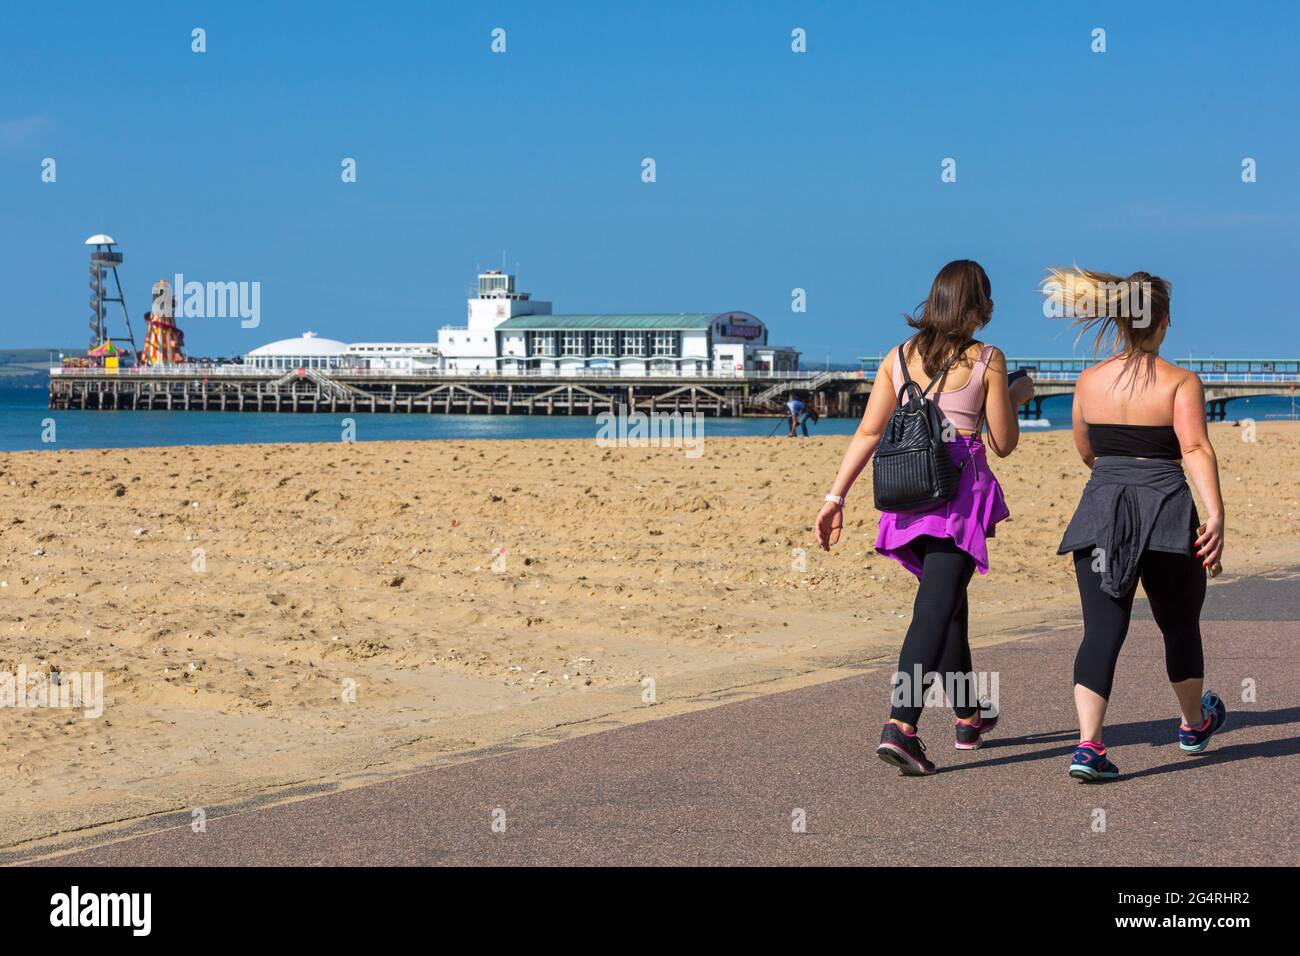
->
xmin=247 ymin=331 xmax=350 ymax=357
xmin=85 ymin=234 xmax=117 ymax=245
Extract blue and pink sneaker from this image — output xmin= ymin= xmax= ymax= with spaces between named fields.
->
xmin=1179 ymin=690 xmax=1227 ymax=753
xmin=1068 ymin=740 xmax=1119 ymax=782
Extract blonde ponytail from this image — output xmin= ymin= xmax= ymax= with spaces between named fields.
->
xmin=1040 ymin=266 xmax=1170 ymax=355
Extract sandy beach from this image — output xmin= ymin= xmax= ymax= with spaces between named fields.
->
xmin=2 ymin=422 xmax=1297 ymax=849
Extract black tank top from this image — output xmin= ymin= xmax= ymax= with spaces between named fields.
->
xmin=1088 ymin=423 xmax=1182 ymax=460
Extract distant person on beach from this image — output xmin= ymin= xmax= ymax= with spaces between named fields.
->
xmin=786 ymin=396 xmax=811 ymax=437
xmin=815 ymin=259 xmax=1034 ymax=774
xmin=1042 ymin=267 xmax=1226 ymax=783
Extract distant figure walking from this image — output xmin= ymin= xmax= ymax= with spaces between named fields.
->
xmin=1042 ymin=267 xmax=1226 ymax=783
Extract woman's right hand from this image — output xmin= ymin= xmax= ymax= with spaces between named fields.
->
xmin=815 ymin=500 xmax=844 ymax=552
xmin=1196 ymin=514 xmax=1225 ymax=574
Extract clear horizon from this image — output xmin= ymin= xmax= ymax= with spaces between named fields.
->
xmin=3 ymin=1 xmax=1297 ymax=361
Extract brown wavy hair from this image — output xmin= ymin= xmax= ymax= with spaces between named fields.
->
xmin=905 ymin=260 xmax=993 ymax=377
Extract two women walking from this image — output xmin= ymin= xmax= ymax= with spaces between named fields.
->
xmin=816 ymin=260 xmax=1227 ymax=781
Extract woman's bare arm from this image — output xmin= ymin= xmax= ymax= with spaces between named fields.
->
xmin=1173 ymin=372 xmax=1225 ymax=568
xmin=983 ymin=348 xmax=1021 ymax=458
xmin=816 ymin=360 xmax=898 ymax=550
xmin=1071 ymin=387 xmax=1095 ymax=467
xmin=829 ymin=361 xmax=896 ymax=497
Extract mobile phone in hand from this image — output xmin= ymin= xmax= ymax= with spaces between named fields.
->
xmin=1007 ymin=368 xmax=1029 ymax=384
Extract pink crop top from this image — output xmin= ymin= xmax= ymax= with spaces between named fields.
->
xmin=892 ymin=343 xmax=993 ymax=433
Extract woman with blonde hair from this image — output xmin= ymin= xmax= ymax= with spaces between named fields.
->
xmin=817 ymin=259 xmax=1035 ymax=775
xmin=1042 ymin=267 xmax=1227 ymax=782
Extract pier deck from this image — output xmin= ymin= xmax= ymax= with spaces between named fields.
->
xmin=47 ymin=367 xmax=810 ymax=417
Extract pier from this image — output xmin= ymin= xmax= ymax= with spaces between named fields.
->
xmin=48 ymin=357 xmax=1300 ymax=419
xmin=50 ymin=366 xmax=774 ymax=417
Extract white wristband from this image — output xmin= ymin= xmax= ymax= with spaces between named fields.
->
xmin=824 ymin=494 xmax=845 ymax=507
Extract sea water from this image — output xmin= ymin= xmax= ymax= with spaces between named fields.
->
xmin=1 ymin=387 xmax=1293 ymax=452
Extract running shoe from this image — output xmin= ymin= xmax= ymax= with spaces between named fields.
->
xmin=954 ymin=698 xmax=1000 ymax=750
xmin=876 ymin=722 xmax=936 ymax=776
xmin=1179 ymin=690 xmax=1227 ymax=753
xmin=1068 ymin=740 xmax=1119 ymax=782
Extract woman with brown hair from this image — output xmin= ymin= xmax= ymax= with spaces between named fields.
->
xmin=816 ymin=259 xmax=1034 ymax=775
xmin=1042 ymin=268 xmax=1227 ymax=782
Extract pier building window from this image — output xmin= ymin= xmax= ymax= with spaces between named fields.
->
xmin=561 ymin=331 xmax=586 ymax=356
xmin=591 ymin=332 xmax=615 ymax=356
xmin=622 ymin=332 xmax=646 ymax=356
xmin=652 ymin=331 xmax=678 ymax=356
xmin=529 ymin=332 xmax=556 ymax=356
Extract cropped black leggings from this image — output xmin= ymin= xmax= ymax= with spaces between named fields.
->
xmin=889 ymin=536 xmax=979 ymax=726
xmin=1072 ymin=548 xmax=1206 ymax=700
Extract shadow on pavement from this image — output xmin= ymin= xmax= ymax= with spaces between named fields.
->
xmin=942 ymin=705 xmax=1300 ymax=778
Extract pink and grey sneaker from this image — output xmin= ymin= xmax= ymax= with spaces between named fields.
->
xmin=876 ymin=722 xmax=936 ymax=776
xmin=955 ymin=698 xmax=1000 ymax=750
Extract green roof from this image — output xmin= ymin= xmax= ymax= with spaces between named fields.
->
xmin=496 ymin=313 xmax=716 ymax=331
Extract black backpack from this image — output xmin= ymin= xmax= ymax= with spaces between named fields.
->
xmin=872 ymin=339 xmax=975 ymax=513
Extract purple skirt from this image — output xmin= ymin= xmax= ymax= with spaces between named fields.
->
xmin=874 ymin=435 xmax=1010 ymax=578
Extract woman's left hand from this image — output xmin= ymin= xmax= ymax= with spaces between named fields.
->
xmin=1195 ymin=515 xmax=1224 ymax=574
xmin=1009 ymin=375 xmax=1036 ymax=408
xmin=816 ymin=500 xmax=844 ymax=551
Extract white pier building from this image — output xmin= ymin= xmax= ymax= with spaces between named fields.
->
xmin=244 ymin=271 xmax=799 ymax=376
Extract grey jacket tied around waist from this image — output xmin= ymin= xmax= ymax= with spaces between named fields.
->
xmin=1058 ymin=456 xmax=1199 ymax=598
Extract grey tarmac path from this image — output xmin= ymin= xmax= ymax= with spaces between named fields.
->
xmin=19 ymin=567 xmax=1300 ymax=867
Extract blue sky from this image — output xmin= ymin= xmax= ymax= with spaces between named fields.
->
xmin=2 ymin=0 xmax=1297 ymax=361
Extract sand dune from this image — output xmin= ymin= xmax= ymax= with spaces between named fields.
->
xmin=1 ymin=422 xmax=1297 ymax=848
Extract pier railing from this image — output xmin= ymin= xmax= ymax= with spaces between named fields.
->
xmin=48 ymin=365 xmax=823 ymax=381
xmin=50 ymin=365 xmax=274 ymax=378
xmin=48 ymin=360 xmax=1299 ymax=391
xmin=856 ymin=355 xmax=1300 ymax=385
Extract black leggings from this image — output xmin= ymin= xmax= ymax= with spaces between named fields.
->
xmin=889 ymin=536 xmax=979 ymax=726
xmin=1073 ymin=548 xmax=1206 ymax=699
